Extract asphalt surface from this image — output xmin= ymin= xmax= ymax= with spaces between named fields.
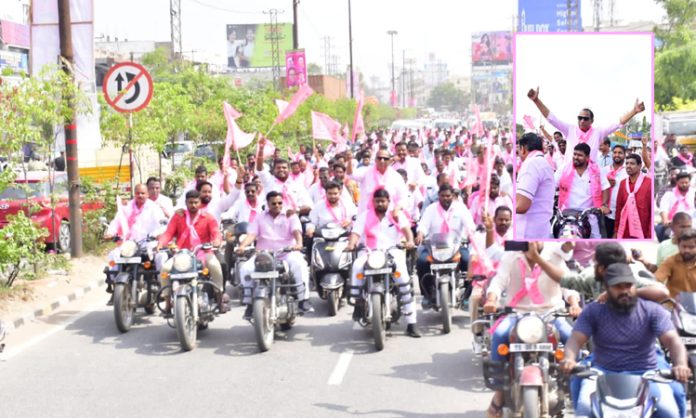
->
xmin=0 ymin=285 xmax=490 ymax=418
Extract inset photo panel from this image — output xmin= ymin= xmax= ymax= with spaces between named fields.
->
xmin=513 ymin=32 xmax=654 ymax=240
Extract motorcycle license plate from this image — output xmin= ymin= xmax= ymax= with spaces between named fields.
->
xmin=251 ymin=271 xmax=279 ymax=279
xmin=115 ymin=257 xmax=141 ymax=264
xmin=682 ymin=337 xmax=696 ymax=345
xmin=509 ymin=343 xmax=553 ymax=352
xmin=431 ymin=263 xmax=458 ymax=270
xmin=364 ymin=268 xmax=391 ymax=275
xmin=169 ymin=272 xmax=196 ymax=279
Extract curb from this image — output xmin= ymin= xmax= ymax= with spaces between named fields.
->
xmin=5 ymin=278 xmax=106 ymax=333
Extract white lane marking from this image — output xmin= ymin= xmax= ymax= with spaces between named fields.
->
xmin=327 ymin=350 xmax=354 ymax=385
xmin=0 ymin=301 xmax=103 ymax=362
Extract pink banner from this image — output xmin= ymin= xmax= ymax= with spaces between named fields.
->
xmin=274 ymin=84 xmax=314 ymax=124
xmin=275 ymin=99 xmax=289 ymax=115
xmin=311 ymin=111 xmax=342 ymax=142
xmin=522 ymin=115 xmax=536 ymax=132
xmin=222 ymin=101 xmax=255 ymax=169
xmin=351 ymin=92 xmax=365 ymax=143
xmin=258 ymin=138 xmax=276 ymax=159
xmin=285 ymin=49 xmax=307 ymax=88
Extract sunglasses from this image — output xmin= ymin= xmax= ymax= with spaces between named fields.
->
xmin=376 ymin=156 xmax=390 ymax=161
xmin=577 ymin=116 xmax=591 ymax=122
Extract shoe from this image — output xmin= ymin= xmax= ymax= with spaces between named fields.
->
xmin=473 ymin=335 xmax=485 ymax=355
xmin=421 ymin=298 xmax=433 ymax=310
xmin=299 ymin=299 xmax=315 ymax=314
xmin=106 ymin=294 xmax=114 ymax=306
xmin=406 ymin=324 xmax=421 ymax=338
xmin=242 ymin=305 xmax=253 ymax=321
xmin=352 ymin=299 xmax=365 ymax=321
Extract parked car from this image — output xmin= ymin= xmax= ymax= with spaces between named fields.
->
xmin=194 ymin=141 xmax=224 ymax=162
xmin=0 ymin=171 xmax=102 ymax=252
xmin=162 ymin=141 xmax=194 ymax=169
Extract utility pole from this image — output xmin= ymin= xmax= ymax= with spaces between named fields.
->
xmin=57 ymin=0 xmax=83 ymax=257
xmin=401 ymin=49 xmax=406 ymax=108
xmin=347 ymin=0 xmax=354 ymax=98
xmin=322 ymin=36 xmax=333 ymax=75
xmin=387 ymin=30 xmax=397 ymax=107
xmin=170 ymin=0 xmax=182 ymax=60
xmin=292 ymin=0 xmax=299 ymax=49
xmin=264 ymin=9 xmax=284 ymax=91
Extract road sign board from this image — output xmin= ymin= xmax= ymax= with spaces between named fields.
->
xmin=102 ymin=62 xmax=153 ymax=113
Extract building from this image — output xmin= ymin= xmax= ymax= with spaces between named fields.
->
xmin=0 ymin=0 xmax=30 ymax=74
xmin=423 ymin=53 xmax=449 ymax=87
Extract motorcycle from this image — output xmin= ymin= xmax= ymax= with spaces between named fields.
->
xmin=106 ymin=234 xmax=163 ymax=333
xmin=159 ymin=243 xmax=224 ymax=351
xmin=423 ymin=232 xmax=465 ymax=334
xmin=221 ymin=218 xmax=253 ymax=291
xmin=310 ymin=223 xmax=352 ymax=316
xmin=551 ymin=207 xmax=607 ymax=239
xmin=572 ymin=366 xmax=675 ymax=417
xmin=483 ymin=308 xmax=570 ymax=417
xmin=667 ymin=292 xmax=696 ymax=417
xmin=349 ymin=245 xmax=414 ymax=351
xmin=249 ymin=247 xmax=303 ymax=352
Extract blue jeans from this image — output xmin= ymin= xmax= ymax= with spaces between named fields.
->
xmin=490 ymin=315 xmax=573 ymax=362
xmin=571 ymin=349 xmax=685 ymax=417
xmin=415 ymin=244 xmax=469 ymax=302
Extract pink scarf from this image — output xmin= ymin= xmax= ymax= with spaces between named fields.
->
xmin=558 ymin=160 xmax=602 ymax=210
xmin=246 ymin=200 xmax=259 ymax=223
xmin=437 ymin=203 xmax=453 ymax=233
xmin=678 ymin=153 xmax=693 ymax=165
xmin=364 ymin=208 xmax=399 ymax=250
xmin=276 ymin=178 xmax=297 ymax=210
xmin=668 ymin=186 xmax=691 ymax=220
xmin=616 ymin=174 xmax=646 ymax=239
xmin=118 ymin=200 xmax=144 ymax=240
xmin=508 ymin=258 xmax=545 ymax=307
xmin=325 ymin=198 xmax=347 ymax=223
xmin=180 ymin=210 xmax=205 ymax=261
xmin=577 ymin=126 xmax=594 ymax=144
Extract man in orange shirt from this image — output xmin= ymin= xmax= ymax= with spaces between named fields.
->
xmin=157 ymin=190 xmax=224 ymax=313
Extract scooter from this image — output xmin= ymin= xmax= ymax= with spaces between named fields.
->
xmin=552 ymin=207 xmax=607 ymax=239
xmin=310 ymin=223 xmax=352 ymax=316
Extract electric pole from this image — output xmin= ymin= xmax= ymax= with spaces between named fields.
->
xmin=264 ymin=9 xmax=284 ymax=91
xmin=348 ymin=0 xmax=354 ymax=98
xmin=170 ymin=0 xmax=182 ymax=60
xmin=292 ymin=0 xmax=299 ymax=49
xmin=58 ymin=0 xmax=83 ymax=257
xmin=387 ymin=30 xmax=397 ymax=107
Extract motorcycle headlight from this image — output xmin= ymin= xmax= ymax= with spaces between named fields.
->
xmin=680 ymin=311 xmax=696 ymax=334
xmin=432 ymin=247 xmax=455 ymax=262
xmin=601 ymin=404 xmax=642 ymax=418
xmin=255 ymin=252 xmax=274 ymax=272
xmin=312 ymin=247 xmax=325 ymax=270
xmin=173 ymin=253 xmax=193 ymax=272
xmin=367 ymin=251 xmax=386 ymax=269
xmin=120 ymin=240 xmax=138 ymax=258
xmin=515 ymin=316 xmax=545 ymax=344
xmin=322 ymin=228 xmax=341 ymax=240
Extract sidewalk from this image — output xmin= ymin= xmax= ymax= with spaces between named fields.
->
xmin=0 ymin=255 xmax=107 ymax=332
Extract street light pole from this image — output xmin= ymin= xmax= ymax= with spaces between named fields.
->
xmin=387 ymin=30 xmax=397 ymax=107
xmin=348 ymin=0 xmax=354 ymax=98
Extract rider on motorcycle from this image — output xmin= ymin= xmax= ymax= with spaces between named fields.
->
xmin=236 ymin=191 xmax=314 ymax=320
xmin=483 ymin=242 xmax=582 ymax=417
xmin=306 ymin=181 xmax=356 ymax=238
xmin=156 ymin=190 xmax=225 ymax=314
xmin=414 ymin=184 xmax=476 ymax=309
xmin=561 ymin=262 xmax=691 ymax=418
xmin=344 ymin=188 xmax=421 ymax=338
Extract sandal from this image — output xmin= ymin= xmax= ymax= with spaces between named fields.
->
xmin=487 ymin=400 xmax=503 ymax=418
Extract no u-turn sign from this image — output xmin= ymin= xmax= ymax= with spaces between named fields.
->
xmin=102 ymin=62 xmax=153 ymax=113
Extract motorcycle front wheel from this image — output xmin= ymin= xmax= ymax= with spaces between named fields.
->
xmin=253 ymin=298 xmax=274 ymax=352
xmin=327 ymin=289 xmax=340 ymax=317
xmin=371 ymin=293 xmax=386 ymax=351
xmin=521 ymin=386 xmax=540 ymax=418
xmin=114 ymin=283 xmax=134 ymax=333
xmin=439 ymin=282 xmax=452 ymax=334
xmin=175 ymin=296 xmax=197 ymax=351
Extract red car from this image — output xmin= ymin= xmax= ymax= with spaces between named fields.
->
xmin=0 ymin=171 xmax=101 ymax=252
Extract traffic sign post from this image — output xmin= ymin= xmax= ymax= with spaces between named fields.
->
xmin=102 ymin=62 xmax=154 ymax=195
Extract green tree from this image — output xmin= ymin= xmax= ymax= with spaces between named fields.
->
xmin=654 ymin=0 xmax=696 ymax=110
xmin=427 ymin=82 xmax=468 ymax=111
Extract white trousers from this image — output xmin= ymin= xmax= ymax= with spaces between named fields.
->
xmin=239 ymin=251 xmax=309 ymax=304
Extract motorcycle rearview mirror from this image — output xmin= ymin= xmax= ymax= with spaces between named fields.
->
xmin=159 ymin=219 xmax=168 ymax=226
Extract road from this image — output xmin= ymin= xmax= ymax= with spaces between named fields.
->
xmin=0 ymin=285 xmax=490 ymax=418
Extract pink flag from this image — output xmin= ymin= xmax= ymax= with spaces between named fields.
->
xmin=287 ymin=146 xmax=302 ymax=162
xmin=311 ymin=111 xmax=342 ymax=142
xmin=474 ymin=106 xmax=485 ymax=137
xmin=274 ymin=84 xmax=314 ymax=124
xmin=224 ymin=101 xmax=242 ymax=120
xmin=351 ymin=93 xmax=365 ymax=143
xmin=257 ymin=138 xmax=276 ymax=159
xmin=275 ymin=99 xmax=289 ymax=115
xmin=522 ymin=115 xmax=536 ymax=132
xmin=223 ymin=101 xmax=252 ymax=169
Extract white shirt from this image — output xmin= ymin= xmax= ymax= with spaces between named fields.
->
xmin=257 ymin=169 xmax=314 ymax=211
xmin=107 ymin=199 xmax=166 ymax=242
xmin=199 ymin=192 xmax=237 ymax=223
xmin=392 ymin=156 xmax=427 ymax=189
xmin=221 ymin=198 xmax=264 ymax=224
xmin=601 ymin=164 xmax=628 ymax=219
xmin=175 ymin=178 xmax=222 ymax=208
xmin=150 ymin=194 xmax=174 ymax=218
xmin=554 ymin=163 xmax=611 ymax=210
xmin=308 ymin=200 xmax=357 ymax=232
xmin=308 ymin=182 xmax=355 ymax=209
xmin=659 ymin=188 xmax=696 ymax=220
xmin=352 ymin=210 xmax=410 ymax=250
xmin=352 ymin=165 xmax=408 ymax=213
xmin=497 ymin=169 xmax=513 ymax=196
xmin=547 ymin=112 xmax=623 ymax=163
xmin=417 ymin=200 xmax=476 ymax=242
xmin=471 ymin=227 xmax=514 ymax=263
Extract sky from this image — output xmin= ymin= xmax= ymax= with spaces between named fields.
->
xmin=94 ymin=0 xmax=666 ymax=86
xmin=514 ymin=33 xmax=653 ymax=129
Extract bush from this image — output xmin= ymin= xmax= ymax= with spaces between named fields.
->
xmin=0 ymin=211 xmax=49 ymax=287
xmin=81 ymin=177 xmax=120 ymax=253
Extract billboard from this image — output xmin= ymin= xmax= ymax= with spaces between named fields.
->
xmin=226 ymin=23 xmax=293 ymax=69
xmin=518 ymin=0 xmax=582 ymax=32
xmin=285 ymin=49 xmax=307 ymax=88
xmin=472 ymin=65 xmax=512 ymax=111
xmin=472 ymin=31 xmax=512 ymax=66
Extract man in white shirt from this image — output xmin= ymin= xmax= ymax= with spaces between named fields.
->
xmin=176 ymin=165 xmax=212 ymax=208
xmin=601 ymin=144 xmax=628 ymax=237
xmin=554 ymin=143 xmax=611 ymax=238
xmin=597 ymin=138 xmax=613 ymax=168
xmin=516 ymin=133 xmax=555 ymax=239
xmin=528 ymin=86 xmax=645 ymax=162
xmin=344 ymin=188 xmax=421 ymax=338
xmin=188 ymin=181 xmax=237 ymax=222
xmin=392 ymin=141 xmax=427 ymax=194
xmin=307 ymin=181 xmax=356 ymax=237
xmin=146 ymin=177 xmax=173 ymax=218
xmin=414 ymin=184 xmax=476 ymax=308
xmin=221 ymin=181 xmax=264 ymax=224
xmin=658 ymin=171 xmax=695 ymax=241
xmin=348 ymin=147 xmax=408 ymax=213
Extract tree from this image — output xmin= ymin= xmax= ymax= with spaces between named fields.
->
xmin=427 ymin=82 xmax=468 ymax=111
xmin=307 ymin=63 xmax=322 ymax=75
xmin=654 ymin=0 xmax=696 ymax=110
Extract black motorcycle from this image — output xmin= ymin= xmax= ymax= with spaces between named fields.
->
xmin=423 ymin=232 xmax=465 ymax=333
xmin=221 ymin=219 xmax=253 ymax=291
xmin=667 ymin=292 xmax=696 ymax=417
xmin=310 ymin=223 xmax=352 ymax=316
xmin=552 ymin=207 xmax=607 ymax=239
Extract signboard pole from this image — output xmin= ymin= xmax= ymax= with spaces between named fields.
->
xmin=58 ymin=0 xmax=83 ymax=257
xmin=128 ymin=113 xmax=134 ymax=198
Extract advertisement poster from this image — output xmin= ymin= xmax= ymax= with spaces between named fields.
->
xmin=226 ymin=23 xmax=293 ymax=69
xmin=285 ymin=49 xmax=307 ymax=87
xmin=471 ymin=31 xmax=512 ymax=66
